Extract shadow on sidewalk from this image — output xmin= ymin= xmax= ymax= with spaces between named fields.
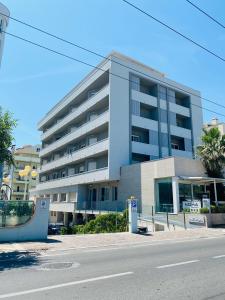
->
xmin=0 ymin=251 xmax=40 ymax=272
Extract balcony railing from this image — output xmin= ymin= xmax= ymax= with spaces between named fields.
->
xmin=41 ymin=110 xmax=109 ymax=151
xmin=42 ymin=84 xmax=109 ymax=135
xmin=39 ymin=166 xmax=108 ymax=184
xmin=0 ymin=201 xmax=35 ymax=227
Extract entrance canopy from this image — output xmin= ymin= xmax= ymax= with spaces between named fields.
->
xmin=178 ymin=176 xmax=225 ymax=184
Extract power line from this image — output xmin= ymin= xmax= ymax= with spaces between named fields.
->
xmin=121 ymin=0 xmax=225 ymax=63
xmin=185 ymin=0 xmax=225 ymax=29
xmin=3 ymin=29 xmax=225 ymax=119
xmin=0 ymin=13 xmax=225 ymax=111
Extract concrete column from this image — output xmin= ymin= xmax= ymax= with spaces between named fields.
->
xmin=72 ymin=213 xmax=77 ymax=225
xmin=66 ymin=193 xmax=69 ymax=203
xmin=172 ymin=177 xmax=179 ymax=214
xmin=64 ymin=212 xmax=69 ymax=227
xmin=57 ymin=193 xmax=61 ymax=202
xmin=50 ymin=194 xmax=53 ymax=203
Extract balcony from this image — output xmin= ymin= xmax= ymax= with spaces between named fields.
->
xmin=40 ymin=139 xmax=109 ymax=173
xmin=170 ymin=125 xmax=192 ymax=139
xmin=169 ymin=102 xmax=190 ymax=117
xmin=132 ymin=115 xmax=158 ymax=131
xmin=39 ymin=111 xmax=109 ymax=157
xmin=131 ymin=89 xmax=157 ymax=107
xmin=50 ymin=201 xmax=77 ymax=213
xmin=41 ymin=84 xmax=109 ymax=141
xmin=35 ymin=167 xmax=109 ymax=191
xmin=132 ymin=141 xmax=159 ymax=156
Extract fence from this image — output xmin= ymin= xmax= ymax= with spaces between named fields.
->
xmin=0 ymin=201 xmax=35 ymax=228
xmin=139 ymin=205 xmax=206 ymax=230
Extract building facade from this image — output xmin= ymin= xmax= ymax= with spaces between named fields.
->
xmin=32 ymin=51 xmax=203 ymax=225
xmin=0 ymin=2 xmax=9 ymax=66
xmin=204 ymin=118 xmax=225 ymax=136
xmin=4 ymin=145 xmax=41 ymax=200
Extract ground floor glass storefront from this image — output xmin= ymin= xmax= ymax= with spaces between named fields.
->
xmin=155 ymin=178 xmax=173 ymax=213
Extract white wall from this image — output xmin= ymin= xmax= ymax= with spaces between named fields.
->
xmin=0 ymin=199 xmax=49 ymax=242
xmin=108 ymin=56 xmax=130 ymax=180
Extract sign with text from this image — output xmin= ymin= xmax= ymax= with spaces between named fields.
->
xmin=40 ymin=199 xmax=47 ymax=209
xmin=183 ymin=200 xmax=201 ymax=212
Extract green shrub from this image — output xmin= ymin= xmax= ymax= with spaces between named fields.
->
xmin=183 ymin=208 xmax=190 ymax=213
xmin=200 ymin=207 xmax=209 ymax=214
xmin=71 ymin=210 xmax=128 ymax=234
xmin=60 ymin=227 xmax=68 ymax=235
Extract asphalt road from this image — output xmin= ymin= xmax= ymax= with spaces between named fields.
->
xmin=1 ymin=235 xmax=225 ymax=299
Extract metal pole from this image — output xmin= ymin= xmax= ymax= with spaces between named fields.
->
xmin=214 ymin=179 xmax=218 ymax=206
xmin=152 ymin=206 xmax=155 ymax=232
xmin=183 ymin=211 xmax=186 ymax=230
xmin=166 ymin=211 xmax=169 ymax=229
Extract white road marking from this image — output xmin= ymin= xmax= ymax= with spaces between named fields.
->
xmin=0 ymin=272 xmax=133 ymax=299
xmin=156 ymin=260 xmax=200 ymax=269
xmin=212 ymin=254 xmax=225 ymax=259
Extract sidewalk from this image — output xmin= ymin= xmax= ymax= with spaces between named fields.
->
xmin=1 ymin=228 xmax=224 ymax=253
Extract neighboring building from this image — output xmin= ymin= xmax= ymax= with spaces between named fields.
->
xmin=204 ymin=118 xmax=225 ymax=136
xmin=4 ymin=145 xmax=41 ymax=200
xmin=0 ymin=2 xmax=9 ymax=66
xmin=31 ymin=51 xmax=203 ymax=225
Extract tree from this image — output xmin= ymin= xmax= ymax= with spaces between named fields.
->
xmin=197 ymin=127 xmax=225 ymax=203
xmin=197 ymin=128 xmax=225 ymax=178
xmin=0 ymin=107 xmax=17 ymax=166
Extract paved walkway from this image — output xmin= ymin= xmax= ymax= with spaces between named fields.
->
xmin=0 ymin=228 xmax=224 ymax=253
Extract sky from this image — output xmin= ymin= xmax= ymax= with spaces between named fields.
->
xmin=1 ymin=0 xmax=225 ymax=147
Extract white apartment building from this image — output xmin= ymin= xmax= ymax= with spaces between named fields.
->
xmin=32 ymin=51 xmax=203 ymax=225
xmin=204 ymin=118 xmax=225 ymax=136
xmin=0 ymin=2 xmax=9 ymax=66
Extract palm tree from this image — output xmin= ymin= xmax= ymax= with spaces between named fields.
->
xmin=197 ymin=127 xmax=225 ymax=178
xmin=197 ymin=127 xmax=225 ymax=203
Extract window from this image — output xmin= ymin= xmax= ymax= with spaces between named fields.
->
xmin=61 ymin=193 xmax=66 ymax=202
xmin=88 ymin=161 xmax=97 ymax=171
xmin=101 ymin=187 xmax=109 ymax=201
xmin=112 ymin=187 xmax=118 ymax=201
xmin=53 ymin=194 xmax=58 ymax=202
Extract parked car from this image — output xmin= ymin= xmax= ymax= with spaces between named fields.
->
xmin=48 ymin=223 xmax=64 ymax=235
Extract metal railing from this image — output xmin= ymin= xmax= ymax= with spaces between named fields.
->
xmin=0 ymin=201 xmax=35 ymax=228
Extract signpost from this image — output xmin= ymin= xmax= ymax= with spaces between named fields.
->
xmin=128 ymin=196 xmax=138 ymax=233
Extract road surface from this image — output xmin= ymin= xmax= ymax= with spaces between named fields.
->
xmin=0 ymin=235 xmax=225 ymax=299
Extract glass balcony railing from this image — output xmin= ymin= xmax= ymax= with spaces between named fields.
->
xmin=0 ymin=201 xmax=35 ymax=228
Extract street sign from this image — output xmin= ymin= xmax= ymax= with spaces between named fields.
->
xmin=40 ymin=199 xmax=47 ymax=209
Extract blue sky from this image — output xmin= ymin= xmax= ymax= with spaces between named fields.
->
xmin=1 ymin=0 xmax=225 ymax=147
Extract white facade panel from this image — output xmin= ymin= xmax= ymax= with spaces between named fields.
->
xmin=169 ymin=102 xmax=190 ymax=117
xmin=132 ymin=141 xmax=159 ymax=156
xmin=172 ymin=149 xmax=193 ymax=159
xmin=132 ymin=115 xmax=158 ymax=131
xmin=131 ymin=90 xmax=157 ymax=107
xmin=170 ymin=125 xmax=192 ymax=139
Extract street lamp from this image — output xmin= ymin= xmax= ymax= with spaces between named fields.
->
xmin=19 ymin=166 xmax=38 ymax=200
